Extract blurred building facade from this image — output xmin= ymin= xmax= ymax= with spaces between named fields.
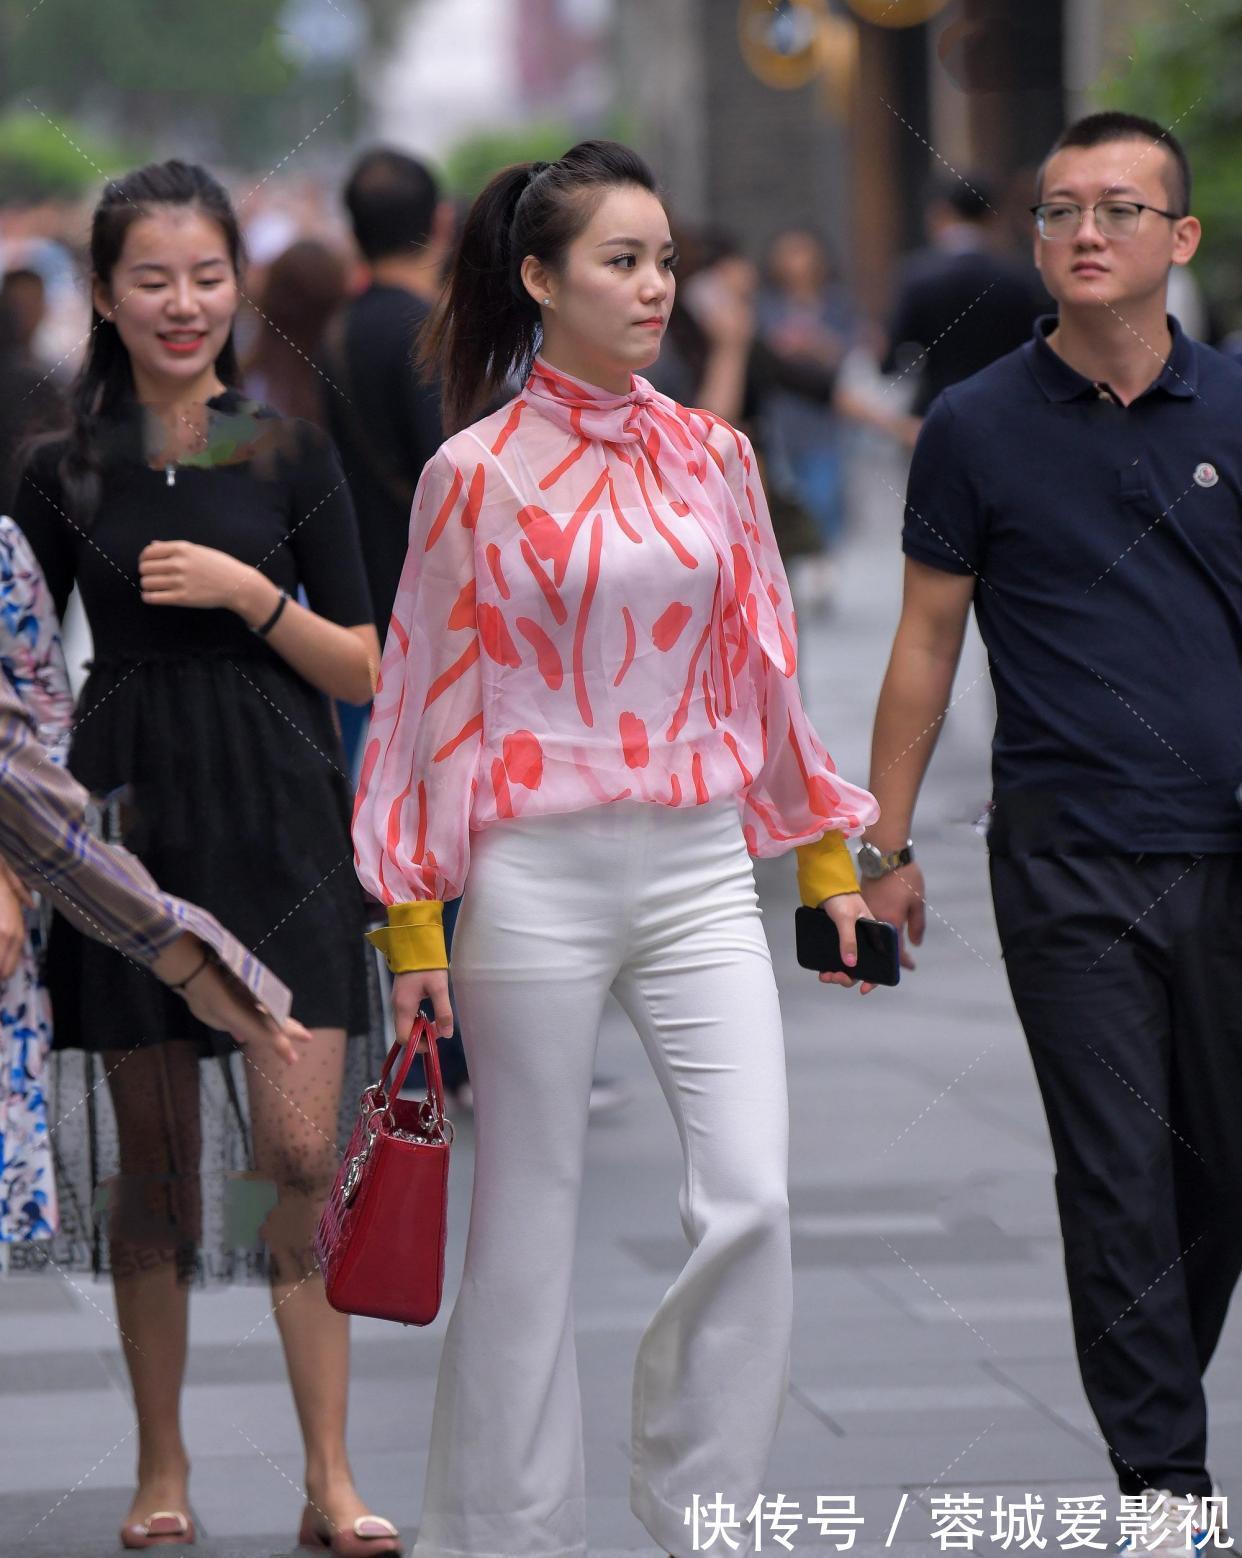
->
xmin=612 ymin=0 xmax=1154 ymax=316
xmin=374 ymin=0 xmax=614 ymax=160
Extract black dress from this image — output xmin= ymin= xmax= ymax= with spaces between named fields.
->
xmin=12 ymin=391 xmax=374 ymax=1052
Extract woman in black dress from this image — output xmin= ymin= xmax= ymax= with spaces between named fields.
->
xmin=13 ymin=161 xmax=400 ymax=1556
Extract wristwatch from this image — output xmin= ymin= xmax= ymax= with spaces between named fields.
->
xmin=856 ymin=839 xmax=915 ymax=880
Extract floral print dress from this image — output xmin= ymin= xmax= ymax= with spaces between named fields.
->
xmin=0 ymin=512 xmax=74 ymax=1242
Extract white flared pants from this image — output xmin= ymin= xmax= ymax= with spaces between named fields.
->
xmin=414 ymin=800 xmax=793 ymax=1558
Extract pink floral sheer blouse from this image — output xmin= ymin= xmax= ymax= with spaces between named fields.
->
xmin=352 ymin=358 xmax=878 ymax=963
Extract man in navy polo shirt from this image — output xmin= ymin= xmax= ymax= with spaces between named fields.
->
xmin=858 ymin=111 xmax=1240 ymax=1537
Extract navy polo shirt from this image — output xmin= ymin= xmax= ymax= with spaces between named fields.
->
xmin=903 ymin=315 xmax=1242 ymax=855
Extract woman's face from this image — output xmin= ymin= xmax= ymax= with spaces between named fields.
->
xmin=528 ymin=184 xmax=677 ymax=389
xmin=94 ymin=205 xmax=239 ymax=397
xmin=767 ymin=230 xmax=827 ymax=295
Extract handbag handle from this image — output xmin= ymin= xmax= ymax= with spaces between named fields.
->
xmin=375 ymin=1015 xmax=447 ymax=1121
xmin=339 ymin=1016 xmax=450 ymax=1208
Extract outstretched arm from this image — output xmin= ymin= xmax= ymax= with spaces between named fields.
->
xmin=860 ymin=558 xmax=975 ymax=968
xmin=0 ymin=681 xmax=305 ymax=1059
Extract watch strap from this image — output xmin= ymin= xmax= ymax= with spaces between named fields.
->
xmin=857 ymin=840 xmax=915 ymax=879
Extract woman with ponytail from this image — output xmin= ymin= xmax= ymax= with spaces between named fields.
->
xmin=11 ymin=161 xmax=401 ymax=1555
xmin=354 ymin=140 xmax=881 ymax=1557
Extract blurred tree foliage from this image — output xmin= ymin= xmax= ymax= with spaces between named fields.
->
xmin=443 ymin=112 xmax=641 ymax=201
xmin=444 ymin=124 xmax=579 ymax=200
xmin=0 ymin=0 xmax=361 ymax=169
xmin=0 ymin=110 xmax=136 ymax=201
xmin=1096 ymin=0 xmax=1242 ymax=325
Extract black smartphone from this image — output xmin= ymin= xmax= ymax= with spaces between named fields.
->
xmin=794 ymin=907 xmax=901 ymax=987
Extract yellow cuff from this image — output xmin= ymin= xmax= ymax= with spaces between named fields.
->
xmin=365 ymin=900 xmax=448 ymax=972
xmin=795 ymin=831 xmax=860 ymax=907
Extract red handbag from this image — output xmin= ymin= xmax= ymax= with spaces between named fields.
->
xmin=315 ymin=1017 xmax=453 ymax=1325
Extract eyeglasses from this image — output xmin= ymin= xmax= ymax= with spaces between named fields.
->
xmin=1030 ymin=200 xmax=1184 ymax=240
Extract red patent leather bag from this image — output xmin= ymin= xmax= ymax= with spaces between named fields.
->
xmin=315 ymin=1017 xmax=453 ymax=1325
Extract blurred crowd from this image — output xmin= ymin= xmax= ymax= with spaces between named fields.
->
xmin=2 ymin=155 xmax=1119 ymax=632
xmin=0 ymin=143 xmax=1222 ymax=1142
xmin=0 ymin=150 xmax=1076 ymax=1230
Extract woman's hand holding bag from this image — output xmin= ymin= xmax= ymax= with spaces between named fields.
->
xmin=315 ymin=1015 xmax=453 ymax=1325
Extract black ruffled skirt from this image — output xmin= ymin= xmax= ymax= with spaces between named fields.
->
xmin=48 ymin=647 xmax=370 ymax=1050
xmin=32 ymin=648 xmax=389 ymax=1285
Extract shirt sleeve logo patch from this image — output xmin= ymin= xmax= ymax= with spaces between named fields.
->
xmin=1193 ymin=461 xmax=1220 ymax=488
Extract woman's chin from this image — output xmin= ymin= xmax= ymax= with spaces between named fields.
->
xmin=628 ymin=337 xmax=664 ymax=371
xmin=133 ymin=354 xmax=213 ymax=389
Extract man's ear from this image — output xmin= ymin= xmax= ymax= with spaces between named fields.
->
xmin=1170 ymin=214 xmax=1202 ymax=268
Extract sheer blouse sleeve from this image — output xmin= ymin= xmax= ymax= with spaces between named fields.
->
xmin=718 ymin=429 xmax=879 ymax=883
xmin=351 ymin=446 xmax=483 ymax=945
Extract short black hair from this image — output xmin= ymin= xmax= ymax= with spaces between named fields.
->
xmin=927 ymin=174 xmax=995 ymax=223
xmin=343 ymin=148 xmax=441 ymax=261
xmin=1038 ymin=111 xmax=1191 ymax=215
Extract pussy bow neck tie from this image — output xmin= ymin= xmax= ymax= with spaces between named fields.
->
xmin=523 ymin=358 xmax=796 ymax=679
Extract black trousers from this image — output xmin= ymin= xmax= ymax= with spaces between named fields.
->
xmin=990 ymin=851 xmax=1242 ymax=1496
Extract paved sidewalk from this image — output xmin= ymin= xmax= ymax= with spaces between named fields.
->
xmin=3 ymin=445 xmax=1238 ymax=1556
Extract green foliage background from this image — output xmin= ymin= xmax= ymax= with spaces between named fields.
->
xmin=1096 ymin=0 xmax=1242 ymax=326
xmin=0 ymin=0 xmax=415 ymax=187
xmin=1 ymin=0 xmax=301 ymax=169
xmin=444 ymin=125 xmax=582 ymax=200
xmin=443 ymin=113 xmax=640 ymax=201
xmin=0 ymin=111 xmax=137 ymax=201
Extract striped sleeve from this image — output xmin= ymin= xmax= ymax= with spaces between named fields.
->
xmin=0 ymin=685 xmax=292 ymax=1023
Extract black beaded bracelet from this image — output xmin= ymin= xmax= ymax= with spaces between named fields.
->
xmin=253 ymin=589 xmax=289 ymax=637
xmin=167 ymin=946 xmax=213 ymax=992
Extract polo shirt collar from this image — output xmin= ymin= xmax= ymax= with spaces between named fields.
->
xmin=1025 ymin=313 xmax=1198 ymax=403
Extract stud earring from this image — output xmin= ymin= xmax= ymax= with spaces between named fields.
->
xmin=541 ymin=296 xmax=551 ymax=305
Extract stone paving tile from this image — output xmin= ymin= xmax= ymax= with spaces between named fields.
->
xmin=3 ymin=1487 xmax=185 ymax=1558
xmin=0 ymin=1345 xmax=121 ymax=1394
xmin=0 ymin=1270 xmax=77 ymax=1311
xmin=622 ymin=1223 xmax=1038 ymax=1275
xmin=763 ymin=1396 xmax=857 ymax=1489
xmin=0 ymin=1389 xmax=135 ymax=1494
xmin=793 ymin=1328 xmax=1002 ymax=1376
xmin=203 ymin=1376 xmax=435 ymax=1457
xmin=786 ymin=1268 xmax=910 ymax=1323
xmin=188 ymin=1333 xmax=446 ymax=1388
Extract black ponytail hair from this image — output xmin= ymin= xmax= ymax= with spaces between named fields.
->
xmin=55 ymin=159 xmax=245 ymax=525
xmin=420 ymin=139 xmax=658 ymax=432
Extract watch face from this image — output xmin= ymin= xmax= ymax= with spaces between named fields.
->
xmin=858 ymin=843 xmax=912 ymax=878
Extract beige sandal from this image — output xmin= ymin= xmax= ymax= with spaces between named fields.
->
xmin=119 ymin=1509 xmax=196 ymax=1548
xmin=297 ymin=1504 xmax=403 ymax=1556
